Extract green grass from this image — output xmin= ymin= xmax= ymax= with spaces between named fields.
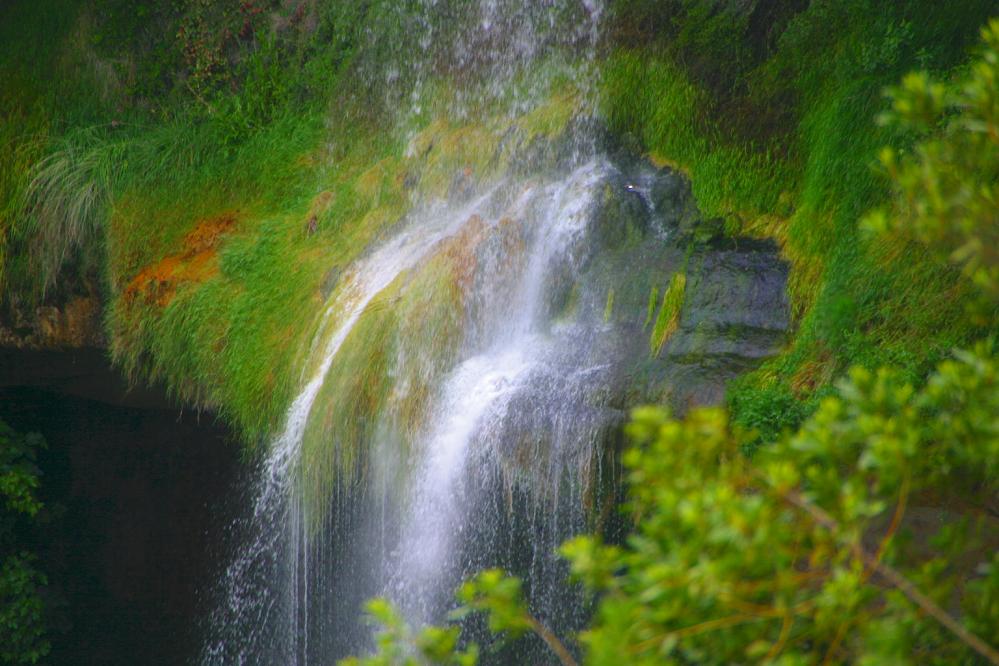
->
xmin=602 ymin=52 xmax=793 ymax=222
xmin=0 ymin=0 xmax=397 ymax=442
xmin=101 ymin=81 xmax=582 ymax=450
xmin=602 ymin=0 xmax=997 ymax=434
xmin=3 ymin=0 xmax=996 ymax=457
xmin=0 ymin=0 xmax=112 ymax=295
xmin=650 ymin=272 xmax=686 ymax=356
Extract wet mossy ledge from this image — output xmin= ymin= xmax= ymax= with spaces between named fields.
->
xmin=1 ymin=0 xmax=995 ymax=453
xmin=104 ymin=87 xmax=594 ymax=447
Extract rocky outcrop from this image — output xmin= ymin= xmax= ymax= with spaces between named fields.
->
xmin=0 ymin=294 xmax=104 ymax=349
xmin=578 ymin=153 xmax=791 ymax=414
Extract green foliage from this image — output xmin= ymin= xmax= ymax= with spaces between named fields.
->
xmin=0 ymin=556 xmax=48 ymax=666
xmin=340 ymin=598 xmax=478 ymax=666
xmin=0 ymin=422 xmax=44 ymax=518
xmin=865 ymin=19 xmax=999 ymax=305
xmin=566 ymin=367 xmax=999 ymax=663
xmin=342 ymin=570 xmax=577 ymax=666
xmin=726 ymin=382 xmax=810 ymax=450
xmin=454 ymin=570 xmax=535 ymax=639
xmin=0 ymin=421 xmax=49 ymax=665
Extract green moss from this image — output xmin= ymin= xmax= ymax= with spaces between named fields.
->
xmin=650 ymin=272 xmax=686 ymax=356
xmin=519 ymin=88 xmax=584 ymax=141
xmin=299 ymin=237 xmax=471 ymax=519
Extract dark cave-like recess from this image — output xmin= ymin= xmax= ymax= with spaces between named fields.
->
xmin=1 ymin=348 xmax=244 ymax=665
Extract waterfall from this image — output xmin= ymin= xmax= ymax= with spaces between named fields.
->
xmin=200 ymin=2 xmax=792 ymax=662
xmin=204 ymin=156 xmax=619 ymax=662
xmin=202 ymin=1 xmax=720 ymax=663
xmin=383 ymin=161 xmax=609 ymax=626
xmin=199 ymin=3 xmax=631 ymax=661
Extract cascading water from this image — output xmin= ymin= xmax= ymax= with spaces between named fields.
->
xmin=383 ymin=161 xmax=610 ymax=626
xmin=204 ymin=185 xmax=518 ymax=663
xmin=203 ymin=1 xmax=789 ymax=663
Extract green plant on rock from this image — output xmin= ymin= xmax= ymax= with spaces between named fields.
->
xmin=19 ymin=127 xmax=132 ymax=295
xmin=650 ymin=271 xmax=686 ymax=356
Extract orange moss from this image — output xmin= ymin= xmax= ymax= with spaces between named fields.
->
xmin=441 ymin=215 xmax=487 ymax=291
xmin=123 ymin=212 xmax=239 ymax=308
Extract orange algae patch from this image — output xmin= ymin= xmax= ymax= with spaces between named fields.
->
xmin=123 ymin=212 xmax=239 ymax=307
xmin=441 ymin=215 xmax=488 ymax=291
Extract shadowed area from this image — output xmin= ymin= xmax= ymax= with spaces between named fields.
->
xmin=0 ymin=349 xmax=243 ymax=665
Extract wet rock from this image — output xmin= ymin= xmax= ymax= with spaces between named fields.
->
xmin=320 ymin=266 xmax=341 ymax=301
xmin=447 ymin=166 xmax=478 ymax=202
xmin=668 ymin=237 xmax=790 ymax=361
xmin=572 ymin=154 xmax=790 ymax=416
xmin=590 ymin=172 xmax=651 ymax=250
xmin=649 ymin=167 xmax=695 ymax=224
xmin=0 ymin=295 xmax=105 ymax=349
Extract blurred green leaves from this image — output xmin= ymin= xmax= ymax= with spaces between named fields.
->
xmin=0 ymin=421 xmax=49 ymax=665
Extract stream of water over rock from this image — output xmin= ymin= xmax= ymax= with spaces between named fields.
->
xmin=203 ymin=2 xmax=788 ymax=663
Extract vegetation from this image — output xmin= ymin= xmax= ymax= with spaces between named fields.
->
xmin=0 ymin=421 xmax=49 ymax=665
xmin=602 ymin=0 xmax=997 ymax=436
xmin=2 ymin=1 xmax=998 ymax=662
xmin=650 ymin=272 xmax=686 ymax=355
xmin=342 ymin=18 xmax=999 ymax=665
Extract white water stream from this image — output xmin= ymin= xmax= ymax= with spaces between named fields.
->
xmin=205 ymin=2 xmax=610 ymax=663
xmin=385 ymin=161 xmax=605 ymax=622
xmin=205 ymin=157 xmax=614 ymax=663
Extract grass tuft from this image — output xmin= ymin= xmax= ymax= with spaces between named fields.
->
xmin=650 ymin=272 xmax=686 ymax=356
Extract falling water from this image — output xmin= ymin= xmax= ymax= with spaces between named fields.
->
xmin=384 ymin=161 xmax=609 ymax=625
xmin=201 ymin=1 xmax=793 ymax=661
xmin=206 ymin=2 xmax=623 ymax=663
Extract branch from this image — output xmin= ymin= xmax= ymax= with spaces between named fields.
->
xmin=777 ymin=485 xmax=999 ymax=665
xmin=526 ymin=615 xmax=578 ymax=666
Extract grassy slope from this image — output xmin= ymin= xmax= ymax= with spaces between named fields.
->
xmin=602 ymin=0 xmax=996 ymax=440
xmin=1 ymin=0 xmax=393 ymax=442
xmin=1 ymin=0 xmax=995 ymax=447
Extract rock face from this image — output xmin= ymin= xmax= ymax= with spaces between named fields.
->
xmin=570 ymin=152 xmax=791 ymax=416
xmin=0 ymin=294 xmax=104 ymax=349
xmin=662 ymin=234 xmax=790 ymax=407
